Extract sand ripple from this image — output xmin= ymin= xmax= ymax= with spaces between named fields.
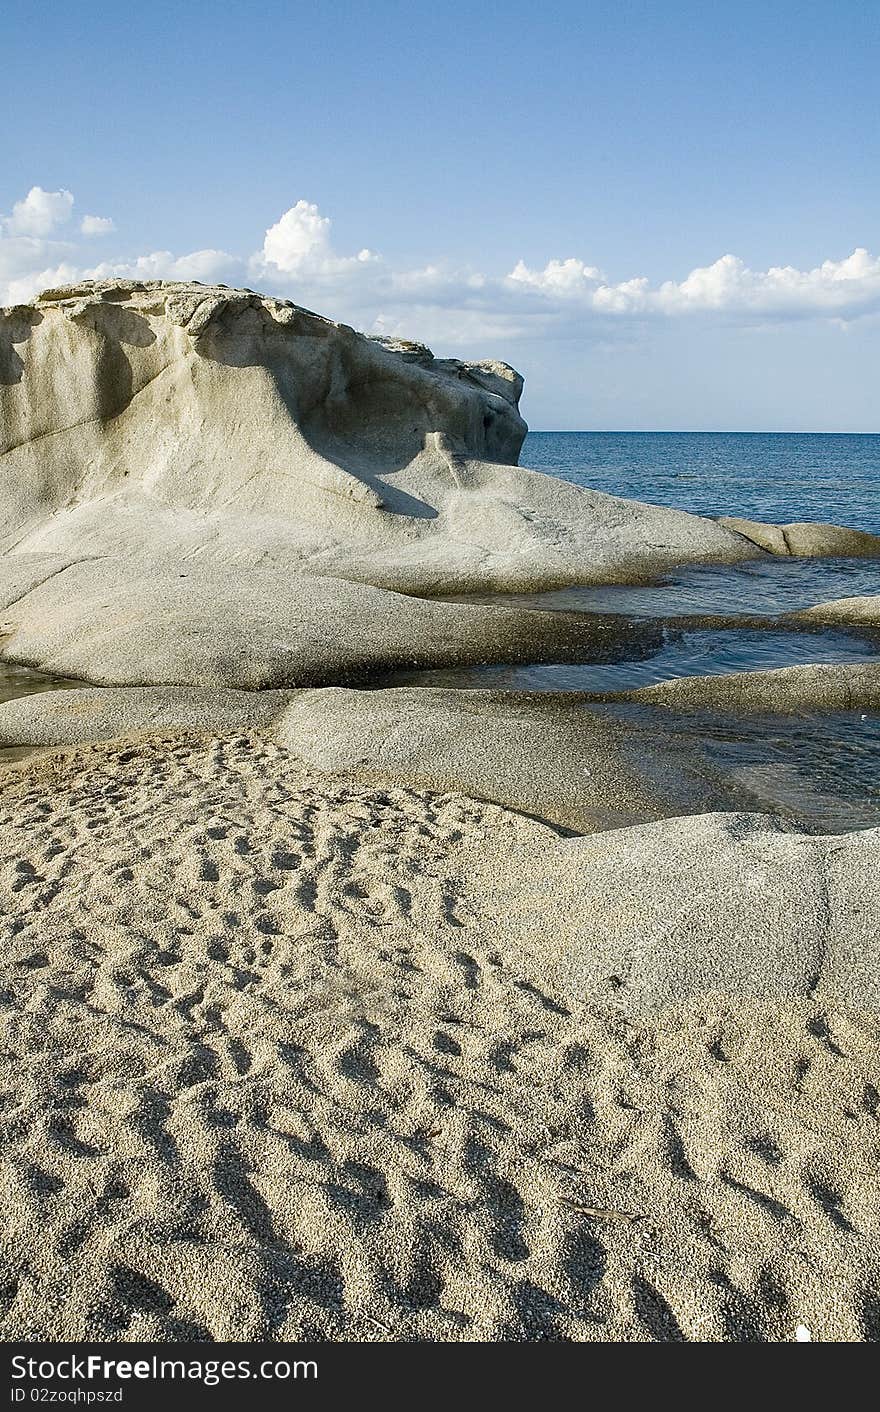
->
xmin=0 ymin=736 xmax=878 ymax=1341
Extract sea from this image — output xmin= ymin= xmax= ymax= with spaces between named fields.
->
xmin=520 ymin=430 xmax=880 ymax=534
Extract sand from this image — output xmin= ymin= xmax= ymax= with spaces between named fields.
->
xmin=1 ymin=733 xmax=878 ymax=1343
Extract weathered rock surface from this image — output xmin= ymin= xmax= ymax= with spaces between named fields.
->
xmin=720 ymin=516 xmax=880 ymax=559
xmin=488 ymin=809 xmax=880 ymax=1012
xmin=615 ymin=659 xmax=880 ymax=713
xmin=0 ymin=682 xmax=754 ymax=832
xmin=272 ymin=686 xmax=757 ymax=831
xmin=795 ymin=596 xmax=880 ymax=627
xmin=1 ymin=280 xmax=757 ymax=596
xmin=3 ymin=279 xmax=877 ymax=687
xmin=0 ymin=684 xmax=293 ymax=744
xmin=0 ymin=557 xmax=652 ymax=688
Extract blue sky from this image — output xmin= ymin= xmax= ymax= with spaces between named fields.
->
xmin=2 ymin=0 xmax=879 ymax=430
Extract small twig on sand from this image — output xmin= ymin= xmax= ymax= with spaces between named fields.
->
xmin=363 ymin=1314 xmax=392 ymax=1335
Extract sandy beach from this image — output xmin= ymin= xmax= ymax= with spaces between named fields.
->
xmin=0 ymin=733 xmax=878 ymax=1342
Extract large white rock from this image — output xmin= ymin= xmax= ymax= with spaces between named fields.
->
xmin=481 ymin=810 xmax=880 ymax=1012
xmin=1 ymin=280 xmax=754 ymax=595
xmin=720 ymin=516 xmax=880 ymax=559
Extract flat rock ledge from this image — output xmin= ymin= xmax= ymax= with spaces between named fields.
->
xmin=0 ymin=684 xmax=747 ymax=833
xmin=795 ymin=596 xmax=880 ymax=627
xmin=0 ymin=673 xmax=869 ymax=836
xmin=0 ymin=557 xmax=655 ymax=689
xmin=613 ymin=660 xmax=880 ymax=713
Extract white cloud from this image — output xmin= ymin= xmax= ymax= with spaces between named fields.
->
xmin=662 ymin=248 xmax=880 ymax=317
xmin=509 ymin=256 xmax=604 ymax=294
xmin=3 ymin=183 xmax=880 ymax=349
xmin=0 ymin=232 xmax=79 ymax=305
xmin=259 ymin=200 xmax=332 ymax=273
xmin=3 ymin=186 xmax=74 ymax=237
xmin=86 ymin=248 xmax=240 ymax=284
xmin=3 ymin=262 xmax=80 ymax=306
xmin=508 ymin=248 xmax=880 ymax=321
xmin=80 ymin=214 xmax=115 ymax=236
xmin=254 ymin=199 xmax=376 ymax=278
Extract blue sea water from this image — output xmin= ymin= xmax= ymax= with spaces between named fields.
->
xmin=520 ymin=430 xmax=880 ymax=534
xmin=511 ymin=430 xmax=880 ymax=618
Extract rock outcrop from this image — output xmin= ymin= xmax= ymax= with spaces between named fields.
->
xmin=795 ymin=595 xmax=880 ymax=627
xmin=0 ymin=685 xmax=292 ymax=745
xmin=271 ymin=686 xmax=752 ymax=832
xmin=1 ymin=280 xmax=757 ymax=598
xmin=3 ymin=279 xmax=878 ymax=687
xmin=0 ymin=683 xmax=716 ymax=832
xmin=0 ymin=674 xmax=871 ymax=833
xmin=490 ymin=809 xmax=880 ymax=1012
xmin=613 ymin=660 xmax=880 ymax=713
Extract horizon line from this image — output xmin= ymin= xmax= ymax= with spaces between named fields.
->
xmin=526 ymin=428 xmax=880 ymax=436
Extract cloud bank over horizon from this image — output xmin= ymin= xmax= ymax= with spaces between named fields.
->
xmin=3 ymin=185 xmax=880 ymax=356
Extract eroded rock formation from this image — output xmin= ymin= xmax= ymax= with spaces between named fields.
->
xmin=1 ymin=280 xmax=758 ymax=599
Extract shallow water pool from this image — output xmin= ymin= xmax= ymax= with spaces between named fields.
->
xmin=373 ymin=608 xmax=880 ymax=834
xmin=0 ymin=662 xmax=84 ymax=704
xmin=377 ymin=624 xmax=877 ymax=694
xmin=604 ymin=703 xmax=880 ymax=835
xmin=444 ymin=555 xmax=880 ymax=620
xmin=0 ymin=663 xmax=85 ymax=765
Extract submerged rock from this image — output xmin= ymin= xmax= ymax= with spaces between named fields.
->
xmin=720 ymin=515 xmax=880 ymax=559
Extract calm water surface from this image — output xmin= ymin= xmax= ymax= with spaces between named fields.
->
xmin=521 ymin=430 xmax=880 ymax=533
